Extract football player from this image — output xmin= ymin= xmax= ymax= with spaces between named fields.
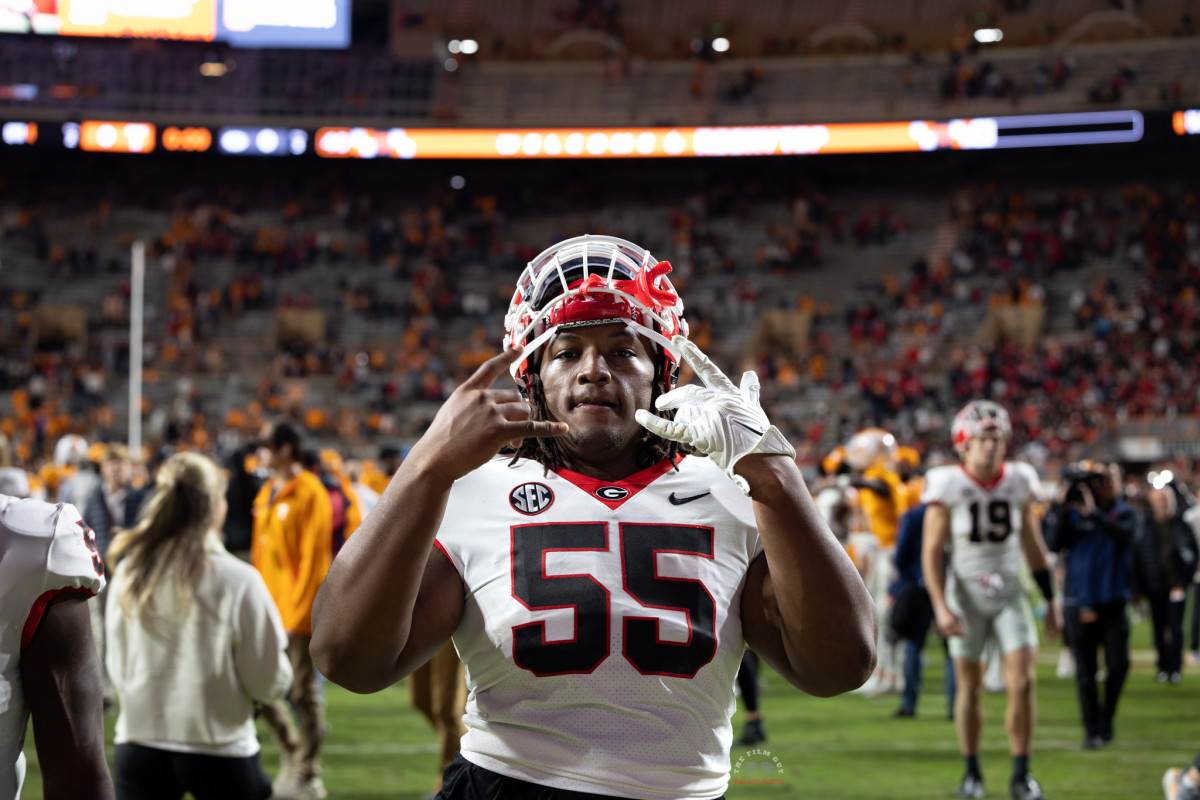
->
xmin=312 ymin=234 xmax=876 ymax=800
xmin=847 ymin=427 xmax=905 ymax=551
xmin=846 ymin=428 xmax=905 ymax=696
xmin=0 ymin=488 xmax=115 ymax=798
xmin=921 ymin=400 xmax=1061 ymax=800
xmin=814 ymin=446 xmax=856 ymax=543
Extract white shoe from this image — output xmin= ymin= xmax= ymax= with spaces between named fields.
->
xmin=865 ymin=674 xmax=900 ymax=698
xmin=1164 ymin=767 xmax=1181 ymax=800
xmin=984 ymin=658 xmax=1005 ymax=693
xmin=1056 ymin=649 xmax=1076 ymax=679
xmin=273 ymin=754 xmax=296 ymax=793
xmin=1167 ymin=767 xmax=1200 ymax=800
xmin=853 ymin=674 xmax=883 ymax=695
xmin=273 ymin=775 xmax=327 ymax=800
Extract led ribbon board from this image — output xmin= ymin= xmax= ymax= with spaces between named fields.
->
xmin=313 ymin=111 xmax=1146 ymax=159
xmin=0 ymin=110 xmax=1159 ymax=157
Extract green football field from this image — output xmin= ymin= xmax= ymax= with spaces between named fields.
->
xmin=21 ymin=613 xmax=1199 ymax=799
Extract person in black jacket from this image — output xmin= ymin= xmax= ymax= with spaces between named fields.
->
xmin=1132 ymin=480 xmax=1199 ymax=684
xmin=1044 ymin=460 xmax=1139 ymax=750
xmin=224 ymin=443 xmax=265 ymax=558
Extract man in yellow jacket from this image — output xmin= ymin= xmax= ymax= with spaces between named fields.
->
xmin=252 ymin=421 xmax=333 ymax=800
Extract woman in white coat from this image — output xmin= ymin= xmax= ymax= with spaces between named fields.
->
xmin=106 ymin=451 xmax=293 ymax=800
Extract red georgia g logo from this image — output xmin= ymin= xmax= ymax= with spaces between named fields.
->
xmin=510 ymin=482 xmax=554 ymax=515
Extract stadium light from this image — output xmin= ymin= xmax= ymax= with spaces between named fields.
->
xmin=973 ymin=28 xmax=1003 ymax=43
xmin=711 ymin=37 xmax=730 ymax=53
xmin=460 ymin=39 xmax=478 ymax=54
xmin=1174 ymin=109 xmax=1200 ymax=135
xmin=1149 ymin=470 xmax=1174 ymax=490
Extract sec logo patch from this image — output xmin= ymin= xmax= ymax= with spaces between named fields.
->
xmin=510 ymin=482 xmax=554 ymax=515
xmin=595 ymin=486 xmax=629 ymax=501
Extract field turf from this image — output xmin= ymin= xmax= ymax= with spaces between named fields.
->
xmin=20 ymin=612 xmax=1198 ymax=799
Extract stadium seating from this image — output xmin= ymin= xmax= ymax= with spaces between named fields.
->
xmin=3 ymin=154 xmax=1196 ymax=484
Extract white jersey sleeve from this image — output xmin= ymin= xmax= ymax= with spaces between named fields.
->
xmin=1012 ymin=461 xmax=1041 ymax=498
xmin=4 ymin=499 xmax=106 ymax=647
xmin=0 ymin=497 xmax=106 ymax=797
xmin=920 ymin=464 xmax=955 ymax=507
xmin=435 ymin=455 xmax=759 ymax=800
xmin=41 ymin=502 xmax=108 ymax=601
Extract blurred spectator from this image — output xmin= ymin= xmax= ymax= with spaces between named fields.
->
xmin=251 ymin=422 xmax=332 ymax=800
xmin=300 ymin=448 xmax=361 ymax=557
xmin=343 ymin=459 xmax=379 ymax=521
xmin=889 ymin=503 xmax=956 ymax=719
xmin=224 ymin=443 xmax=265 ymax=558
xmin=1132 ymin=484 xmax=1199 ymax=683
xmin=408 ymin=643 xmax=467 ymax=796
xmin=106 ymin=452 xmax=291 ymax=800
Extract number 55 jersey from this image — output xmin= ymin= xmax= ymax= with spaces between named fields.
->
xmin=0 ymin=497 xmax=106 ymax=798
xmin=435 ymin=455 xmax=761 ymax=800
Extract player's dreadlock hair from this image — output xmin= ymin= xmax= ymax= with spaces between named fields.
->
xmin=509 ymin=346 xmax=695 ymax=474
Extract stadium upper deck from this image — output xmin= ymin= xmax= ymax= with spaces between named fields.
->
xmin=0 ymin=0 xmax=1196 ymax=125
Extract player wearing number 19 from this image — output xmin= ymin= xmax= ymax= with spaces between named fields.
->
xmin=921 ymin=400 xmax=1061 ymax=800
xmin=311 ymin=234 xmax=877 ymax=800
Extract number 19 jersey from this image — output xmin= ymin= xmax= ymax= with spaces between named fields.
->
xmin=921 ymin=462 xmax=1039 ymax=609
xmin=435 ymin=455 xmax=760 ymax=800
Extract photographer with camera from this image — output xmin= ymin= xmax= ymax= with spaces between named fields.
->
xmin=1044 ymin=460 xmax=1140 ymax=750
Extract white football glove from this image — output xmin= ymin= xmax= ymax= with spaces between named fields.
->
xmin=635 ymin=335 xmax=795 ymax=495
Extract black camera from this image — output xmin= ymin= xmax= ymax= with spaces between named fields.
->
xmin=1062 ymin=461 xmax=1105 ymax=505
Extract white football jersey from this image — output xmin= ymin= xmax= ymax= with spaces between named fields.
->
xmin=0 ymin=497 xmax=106 ymax=799
xmin=921 ymin=462 xmax=1039 ymax=593
xmin=435 ymin=455 xmax=760 ymax=800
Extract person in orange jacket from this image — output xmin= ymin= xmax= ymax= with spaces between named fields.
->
xmin=252 ymin=421 xmax=333 ymax=800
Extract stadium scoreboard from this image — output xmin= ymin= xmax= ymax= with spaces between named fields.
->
xmin=0 ymin=109 xmax=1194 ymax=159
xmin=0 ymin=0 xmax=350 ymax=48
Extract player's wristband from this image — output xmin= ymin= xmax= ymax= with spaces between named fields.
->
xmin=1033 ymin=569 xmax=1054 ymax=601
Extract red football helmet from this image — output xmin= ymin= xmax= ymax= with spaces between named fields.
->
xmin=503 ymin=234 xmax=688 ymax=391
xmin=951 ymin=400 xmax=1012 ymax=451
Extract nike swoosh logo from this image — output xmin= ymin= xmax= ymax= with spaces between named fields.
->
xmin=669 ymin=491 xmax=711 ymax=505
xmin=733 ymin=419 xmax=765 ymax=437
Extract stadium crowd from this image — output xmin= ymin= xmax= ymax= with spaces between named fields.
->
xmin=3 ymin=158 xmax=1199 ymax=800
xmin=2 ymin=166 xmax=1199 ymax=489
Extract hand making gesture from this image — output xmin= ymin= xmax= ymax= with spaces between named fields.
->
xmin=406 ymin=349 xmax=568 ymax=485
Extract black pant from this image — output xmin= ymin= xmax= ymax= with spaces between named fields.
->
xmin=1190 ymin=578 xmax=1200 ymax=653
xmin=113 ymin=742 xmax=272 ymax=800
xmin=438 ymin=753 xmax=725 ymax=800
xmin=1064 ymin=602 xmax=1130 ymax=739
xmin=736 ymin=651 xmax=760 ymax=713
xmin=1148 ymin=590 xmax=1188 ymax=674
